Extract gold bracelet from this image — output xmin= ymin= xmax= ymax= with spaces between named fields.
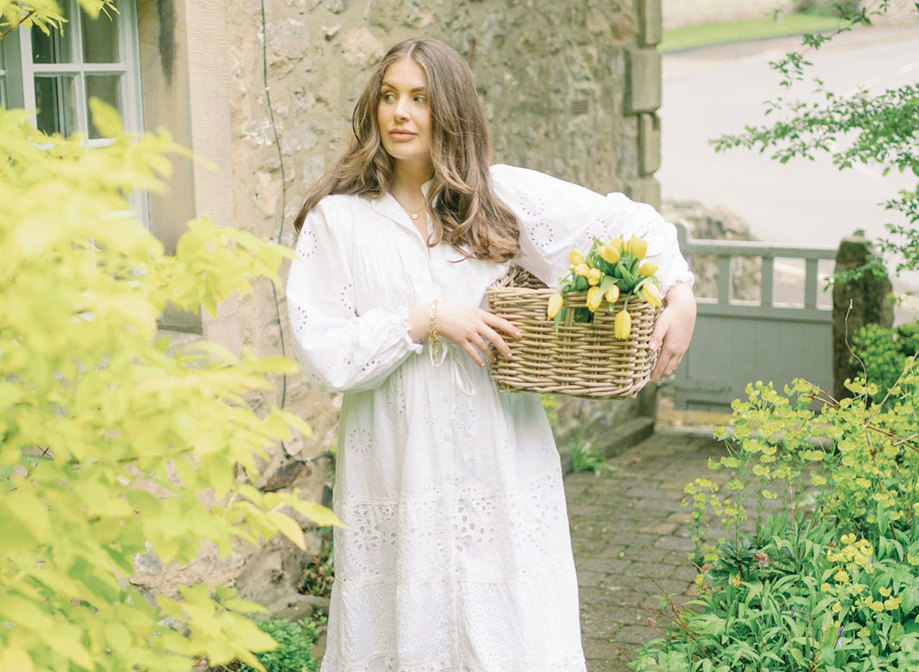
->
xmin=428 ymin=299 xmax=440 ymax=359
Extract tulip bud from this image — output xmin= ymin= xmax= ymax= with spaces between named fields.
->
xmin=641 ymin=283 xmax=663 ymax=308
xmin=569 ymin=249 xmax=585 ymax=266
xmin=614 ymin=309 xmax=632 ymax=340
xmin=609 ymin=236 xmax=624 ymax=253
xmin=586 ymin=286 xmax=603 ymax=312
xmin=574 ymin=263 xmax=590 ymax=277
xmin=586 ymin=268 xmax=603 ymax=286
xmin=599 ymin=244 xmax=620 ymax=265
xmin=605 ymin=284 xmax=620 ymax=304
xmin=547 ymin=293 xmax=564 ymax=320
xmin=639 ymin=262 xmax=658 ymax=277
xmin=626 ymin=234 xmax=647 ymax=260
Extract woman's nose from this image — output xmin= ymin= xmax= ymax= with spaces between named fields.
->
xmin=394 ymin=96 xmax=410 ymax=120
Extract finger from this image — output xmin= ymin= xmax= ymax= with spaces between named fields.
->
xmin=482 ymin=310 xmax=522 ymax=339
xmin=459 ymin=340 xmax=487 ymax=367
xmin=480 ymin=324 xmax=512 ymax=359
xmin=469 ymin=332 xmax=498 ymax=364
xmin=647 ymin=309 xmax=671 ymax=354
xmin=649 ymin=352 xmax=669 ymax=383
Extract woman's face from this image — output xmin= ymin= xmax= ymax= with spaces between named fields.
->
xmin=377 ymin=58 xmax=433 ymax=170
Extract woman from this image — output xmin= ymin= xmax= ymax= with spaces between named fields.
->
xmin=287 ymin=37 xmax=695 ymax=672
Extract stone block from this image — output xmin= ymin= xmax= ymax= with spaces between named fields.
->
xmin=639 ymin=0 xmax=662 ymax=47
xmin=626 ymin=177 xmax=661 ymax=209
xmin=639 ymin=112 xmax=661 ymax=175
xmin=626 ymin=48 xmax=661 ymax=113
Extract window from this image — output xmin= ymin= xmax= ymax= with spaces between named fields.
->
xmin=0 ymin=1 xmax=142 ymax=145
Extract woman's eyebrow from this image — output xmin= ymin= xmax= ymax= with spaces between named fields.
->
xmin=380 ymin=80 xmax=428 ymax=93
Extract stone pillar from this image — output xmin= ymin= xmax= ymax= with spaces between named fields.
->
xmin=832 ymin=231 xmax=894 ymax=399
xmin=633 ymin=0 xmax=663 ymax=415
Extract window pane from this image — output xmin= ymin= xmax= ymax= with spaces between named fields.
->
xmin=34 ymin=75 xmax=76 ymax=136
xmin=31 ymin=2 xmax=74 ymax=64
xmin=86 ymin=74 xmax=122 ymax=138
xmin=82 ymin=10 xmax=119 ymax=63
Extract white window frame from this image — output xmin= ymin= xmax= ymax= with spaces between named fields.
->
xmin=1 ymin=1 xmax=146 ymax=216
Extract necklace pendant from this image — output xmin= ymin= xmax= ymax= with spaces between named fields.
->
xmin=411 ymin=213 xmax=418 ymax=220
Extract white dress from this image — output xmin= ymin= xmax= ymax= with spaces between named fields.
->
xmin=286 ymin=165 xmax=693 ymax=672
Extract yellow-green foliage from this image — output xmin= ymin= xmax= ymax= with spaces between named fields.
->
xmin=0 ymin=40 xmax=338 ymax=672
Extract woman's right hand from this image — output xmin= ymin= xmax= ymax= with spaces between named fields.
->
xmin=408 ymin=301 xmax=520 ymax=367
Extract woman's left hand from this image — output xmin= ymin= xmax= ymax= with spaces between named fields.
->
xmin=648 ymin=282 xmax=696 ymax=383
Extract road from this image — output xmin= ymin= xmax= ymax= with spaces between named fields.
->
xmin=659 ymin=23 xmax=919 ymax=308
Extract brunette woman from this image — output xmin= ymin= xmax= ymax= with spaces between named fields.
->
xmin=287 ymin=37 xmax=695 ymax=672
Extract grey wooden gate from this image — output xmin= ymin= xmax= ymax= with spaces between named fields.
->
xmin=672 ymin=222 xmax=836 ymax=411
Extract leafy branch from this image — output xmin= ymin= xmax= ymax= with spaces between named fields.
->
xmin=712 ymin=0 xmax=919 ymax=274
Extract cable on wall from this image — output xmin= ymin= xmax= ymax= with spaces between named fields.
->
xmin=259 ymin=0 xmax=290 ymax=414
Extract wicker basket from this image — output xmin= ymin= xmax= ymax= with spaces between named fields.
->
xmin=486 ymin=266 xmax=661 ymax=399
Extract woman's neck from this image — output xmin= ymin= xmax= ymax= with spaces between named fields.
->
xmin=390 ymin=160 xmax=433 ymax=202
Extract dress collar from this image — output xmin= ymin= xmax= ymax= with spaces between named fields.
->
xmin=370 ymin=179 xmax=435 ymax=231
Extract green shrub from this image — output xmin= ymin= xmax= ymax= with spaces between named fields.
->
xmin=632 ymin=363 xmax=919 ymax=671
xmin=0 ymin=6 xmax=340 ymax=669
xmin=234 ymin=618 xmax=320 ymax=672
xmin=851 ymin=320 xmax=919 ymax=403
xmin=569 ymin=440 xmax=613 ymax=477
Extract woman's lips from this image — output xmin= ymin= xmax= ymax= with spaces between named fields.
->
xmin=389 ymin=129 xmax=416 ymax=139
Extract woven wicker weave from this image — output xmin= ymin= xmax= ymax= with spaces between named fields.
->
xmin=486 ymin=267 xmax=661 ymax=399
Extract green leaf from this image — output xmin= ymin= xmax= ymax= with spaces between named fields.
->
xmin=0 ymin=647 xmax=34 ymax=672
xmin=266 ymin=510 xmax=306 ymax=550
xmin=88 ymin=97 xmax=124 ymax=138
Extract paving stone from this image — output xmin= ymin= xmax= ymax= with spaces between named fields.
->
xmin=566 ymin=431 xmax=728 ymax=665
xmin=577 ymin=557 xmax=630 ymax=574
xmin=586 ymin=659 xmax=632 ymax=672
xmin=615 ymin=624 xmax=658 ymax=645
xmin=653 ymin=536 xmax=695 ymax=552
xmin=583 ymin=638 xmax=628 ymax=659
xmin=577 ymin=569 xmax=607 ymax=588
xmin=608 ymin=532 xmax=657 ymax=548
xmin=632 ymin=520 xmax=679 ymax=535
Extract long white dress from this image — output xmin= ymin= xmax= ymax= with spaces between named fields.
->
xmin=286 ymin=164 xmax=693 ymax=672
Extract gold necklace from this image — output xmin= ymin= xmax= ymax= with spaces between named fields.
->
xmin=391 ymin=193 xmax=427 ymax=220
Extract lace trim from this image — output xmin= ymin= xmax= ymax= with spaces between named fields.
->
xmin=320 ymin=653 xmax=587 ymax=672
xmin=334 ymin=470 xmax=572 ymax=584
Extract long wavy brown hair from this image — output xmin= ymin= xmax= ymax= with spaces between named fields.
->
xmin=293 ymin=38 xmax=520 ymax=263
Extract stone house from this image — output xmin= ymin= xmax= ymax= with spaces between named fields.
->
xmin=0 ymin=0 xmax=666 ymax=605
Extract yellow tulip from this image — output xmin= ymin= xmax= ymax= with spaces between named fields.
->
xmin=626 ymin=234 xmax=647 ymax=260
xmin=614 ymin=309 xmax=632 ymax=340
xmin=605 ymin=284 xmax=620 ymax=304
xmin=547 ymin=293 xmax=564 ymax=320
xmin=608 ymin=236 xmax=624 ymax=253
xmin=598 ymin=244 xmax=620 ymax=265
xmin=586 ymin=286 xmax=603 ymax=312
xmin=639 ymin=262 xmax=658 ymax=277
xmin=641 ymin=283 xmax=663 ymax=308
xmin=586 ymin=268 xmax=603 ymax=286
xmin=569 ymin=249 xmax=585 ymax=266
xmin=574 ymin=263 xmax=590 ymax=277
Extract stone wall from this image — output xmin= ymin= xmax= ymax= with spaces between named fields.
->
xmin=223 ymin=0 xmax=663 ymax=467
xmin=145 ymin=0 xmax=664 ymax=612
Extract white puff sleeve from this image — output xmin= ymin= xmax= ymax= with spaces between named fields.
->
xmin=286 ymin=198 xmax=423 ymax=394
xmin=490 ymin=164 xmax=694 ymax=295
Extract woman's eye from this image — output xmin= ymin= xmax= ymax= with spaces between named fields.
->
xmin=414 ymin=95 xmax=427 ymax=104
xmin=381 ymin=92 xmax=396 ymax=102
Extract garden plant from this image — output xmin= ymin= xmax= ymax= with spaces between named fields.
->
xmin=631 ymin=3 xmax=919 ymax=668
xmin=0 ymin=3 xmax=338 ymax=671
xmin=632 ymin=359 xmax=919 ymax=671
